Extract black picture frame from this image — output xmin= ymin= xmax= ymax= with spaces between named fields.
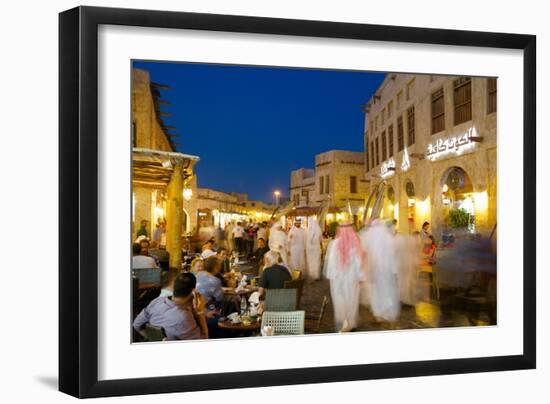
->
xmin=59 ymin=6 xmax=536 ymax=398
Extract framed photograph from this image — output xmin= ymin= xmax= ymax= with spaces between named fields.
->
xmin=59 ymin=6 xmax=536 ymax=398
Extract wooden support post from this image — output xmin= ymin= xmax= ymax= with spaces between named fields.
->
xmin=166 ymin=163 xmax=183 ymax=269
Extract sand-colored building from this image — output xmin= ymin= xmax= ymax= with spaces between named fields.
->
xmin=196 ymin=189 xmax=276 ymax=229
xmin=363 ymin=73 xmax=497 ymax=239
xmin=290 ymin=150 xmax=369 ymax=226
xmin=132 ymin=68 xmax=199 ymax=268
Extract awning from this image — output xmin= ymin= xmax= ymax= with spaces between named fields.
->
xmin=133 ymin=148 xmax=200 ymax=188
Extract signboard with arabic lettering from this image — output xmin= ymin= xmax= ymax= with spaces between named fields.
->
xmin=426 ymin=127 xmax=477 ymax=161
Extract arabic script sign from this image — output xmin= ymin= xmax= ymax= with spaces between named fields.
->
xmin=380 ymin=158 xmax=396 ymax=178
xmin=426 ymin=127 xmax=477 ymax=161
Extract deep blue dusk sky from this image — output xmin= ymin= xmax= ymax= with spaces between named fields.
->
xmin=133 ymin=61 xmax=385 ymax=203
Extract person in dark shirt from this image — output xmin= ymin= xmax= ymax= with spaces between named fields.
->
xmin=251 ymin=238 xmax=270 ymax=274
xmin=258 ymin=250 xmax=292 ymax=296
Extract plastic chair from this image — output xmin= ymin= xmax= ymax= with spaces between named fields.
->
xmin=261 ymin=311 xmax=305 ymax=335
xmin=284 ymin=279 xmax=304 ymax=308
xmin=265 ymin=288 xmax=297 ymax=311
xmin=143 ymin=324 xmax=166 ymax=342
xmin=305 ymin=296 xmax=329 ymax=333
xmin=291 ymin=270 xmax=302 ymax=280
xmin=133 ymin=267 xmax=162 ymax=287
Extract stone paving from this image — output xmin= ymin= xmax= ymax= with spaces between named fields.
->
xmin=300 ymin=278 xmax=495 ymax=334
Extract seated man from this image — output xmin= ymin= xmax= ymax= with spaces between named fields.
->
xmin=148 ymin=240 xmax=169 ymax=271
xmin=196 ymin=256 xmax=234 ymax=338
xmin=251 ymin=237 xmax=270 ymax=273
xmin=133 ymin=272 xmax=208 ymax=340
xmin=257 ymin=250 xmax=292 ymax=297
xmin=131 ymin=242 xmax=158 ymax=269
xmin=215 ymin=247 xmax=231 ymax=286
xmin=196 ymin=256 xmax=224 ymax=312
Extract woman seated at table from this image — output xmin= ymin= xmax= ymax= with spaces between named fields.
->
xmin=257 ymin=250 xmax=292 ymax=297
xmin=189 ymin=257 xmax=204 ymax=274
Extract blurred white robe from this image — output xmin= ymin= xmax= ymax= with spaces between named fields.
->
xmin=325 ymin=238 xmax=365 ymax=331
xmin=395 ymin=234 xmax=420 ymax=305
xmin=268 ymin=224 xmax=288 ymax=265
xmin=359 ymin=222 xmax=400 ymax=322
xmin=305 ymin=219 xmax=323 ymax=281
xmin=287 ymin=226 xmax=307 ymax=272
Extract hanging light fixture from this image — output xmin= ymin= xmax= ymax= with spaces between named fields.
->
xmin=183 ymin=187 xmax=193 ymax=201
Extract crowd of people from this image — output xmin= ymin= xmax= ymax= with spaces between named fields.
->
xmin=326 ymin=220 xmax=435 ymax=331
xmin=133 ymin=215 xmax=438 ymax=340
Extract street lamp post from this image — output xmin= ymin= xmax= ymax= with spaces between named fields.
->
xmin=273 ymin=190 xmax=281 ymax=206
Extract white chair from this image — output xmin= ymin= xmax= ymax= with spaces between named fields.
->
xmin=261 ymin=310 xmax=305 ymax=335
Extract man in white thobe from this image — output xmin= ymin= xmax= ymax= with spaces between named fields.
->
xmin=268 ymin=222 xmax=288 ymax=266
xmin=287 ymin=219 xmax=307 ymax=273
xmin=359 ymin=220 xmax=400 ymax=322
xmin=325 ymin=223 xmax=366 ymax=331
xmin=305 ymin=218 xmax=323 ymax=281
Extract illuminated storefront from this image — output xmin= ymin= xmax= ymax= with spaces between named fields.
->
xmin=363 ymin=74 xmax=497 ymax=239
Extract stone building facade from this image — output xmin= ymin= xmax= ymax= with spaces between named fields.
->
xmin=290 ymin=168 xmax=315 ymax=207
xmin=290 ymin=150 xmax=369 ymax=225
xmin=196 ymin=188 xmax=276 ymax=229
xmin=131 ymin=68 xmax=200 ymax=268
xmin=363 ymin=73 xmax=497 ymax=239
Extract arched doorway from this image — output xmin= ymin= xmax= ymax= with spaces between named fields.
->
xmin=440 ymin=167 xmax=475 ymax=233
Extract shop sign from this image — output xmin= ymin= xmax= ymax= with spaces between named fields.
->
xmin=401 ymin=147 xmax=411 ymax=172
xmin=380 ymin=158 xmax=396 ymax=178
xmin=426 ymin=127 xmax=477 ymax=161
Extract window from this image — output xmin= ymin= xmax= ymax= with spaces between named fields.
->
xmin=431 ymin=88 xmax=445 ymax=134
xmin=375 ymin=137 xmax=380 ymax=166
xmin=407 ymin=107 xmax=415 ymax=146
xmin=132 ymin=122 xmax=137 ymax=147
xmin=375 ymin=116 xmax=378 ymax=131
xmin=381 ymin=108 xmax=386 ymax=124
xmin=319 ymin=176 xmax=324 ymax=195
xmin=397 ymin=116 xmax=404 ymax=151
xmin=365 ymin=150 xmax=369 ymax=172
xmin=388 ymin=101 xmax=393 ymax=118
xmin=397 ymin=91 xmax=403 ymax=109
xmin=406 ymin=78 xmax=415 ymax=101
xmin=454 ymin=77 xmax=472 ymax=125
xmin=325 ymin=175 xmax=330 ymax=194
xmin=350 ymin=176 xmax=358 ymax=194
xmin=370 ymin=141 xmax=375 ymax=169
xmin=388 ymin=125 xmax=394 ymax=158
xmin=487 ymin=78 xmax=497 ymax=114
xmin=381 ymin=131 xmax=387 ymax=161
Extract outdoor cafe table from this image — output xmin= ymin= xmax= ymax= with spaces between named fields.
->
xmin=217 ymin=318 xmax=261 ymax=337
xmin=222 ymin=286 xmax=259 ymax=296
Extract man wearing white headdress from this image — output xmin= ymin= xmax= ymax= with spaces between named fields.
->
xmin=268 ymin=221 xmax=288 ymax=266
xmin=305 ymin=218 xmax=323 ymax=281
xmin=287 ymin=219 xmax=307 ymax=273
xmin=359 ymin=220 xmax=400 ymax=322
xmin=325 ymin=223 xmax=366 ymax=332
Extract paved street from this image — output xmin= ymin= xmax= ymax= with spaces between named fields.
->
xmin=301 ymin=274 xmax=495 ymax=334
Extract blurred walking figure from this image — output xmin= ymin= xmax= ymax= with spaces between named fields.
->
xmin=287 ymin=219 xmax=307 ymax=273
xmin=360 ymin=219 xmax=400 ymax=322
xmin=305 ymin=218 xmax=323 ymax=281
xmin=325 ymin=223 xmax=366 ymax=332
xmin=395 ymin=233 xmax=421 ymax=305
xmin=268 ymin=221 xmax=288 ymax=266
